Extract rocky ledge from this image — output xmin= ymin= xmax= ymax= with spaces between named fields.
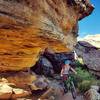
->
xmin=75 ymin=41 xmax=100 ymax=77
xmin=0 ymin=0 xmax=94 ymax=71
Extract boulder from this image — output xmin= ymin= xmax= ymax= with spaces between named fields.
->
xmin=84 ymin=86 xmax=100 ymax=100
xmin=0 ymin=72 xmax=64 ymax=99
xmin=30 ymin=76 xmax=49 ymax=91
xmin=38 ymin=79 xmax=64 ymax=100
xmin=0 ymin=78 xmax=31 ymax=99
xmin=78 ymin=34 xmax=100 ymax=48
xmin=0 ymin=71 xmax=37 ymax=89
xmin=31 ymin=56 xmax=54 ymax=77
xmin=0 ymin=70 xmax=65 ymax=99
xmin=0 ymin=0 xmax=94 ymax=71
xmin=28 ymin=75 xmax=64 ymax=100
xmin=75 ymin=41 xmax=100 ymax=77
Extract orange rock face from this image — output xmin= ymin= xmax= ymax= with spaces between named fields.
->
xmin=0 ymin=27 xmax=69 ymax=71
xmin=0 ymin=0 xmax=94 ymax=71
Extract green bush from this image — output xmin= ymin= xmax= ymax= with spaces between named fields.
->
xmin=72 ymin=60 xmax=98 ymax=93
xmin=76 ymin=67 xmax=95 ymax=81
xmin=78 ymin=80 xmax=92 ymax=93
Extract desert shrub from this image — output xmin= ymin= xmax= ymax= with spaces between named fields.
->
xmin=72 ymin=60 xmax=98 ymax=93
xmin=78 ymin=80 xmax=92 ymax=93
xmin=76 ymin=67 xmax=95 ymax=81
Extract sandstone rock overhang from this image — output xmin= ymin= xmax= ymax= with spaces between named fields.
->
xmin=67 ymin=0 xmax=94 ymax=20
xmin=0 ymin=0 xmax=94 ymax=71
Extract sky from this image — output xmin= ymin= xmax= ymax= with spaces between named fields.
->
xmin=78 ymin=0 xmax=100 ymax=38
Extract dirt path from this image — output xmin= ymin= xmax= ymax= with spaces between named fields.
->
xmin=62 ymin=92 xmax=74 ymax=100
xmin=59 ymin=92 xmax=84 ymax=100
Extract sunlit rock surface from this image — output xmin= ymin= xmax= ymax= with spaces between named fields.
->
xmin=78 ymin=34 xmax=100 ymax=48
xmin=75 ymin=41 xmax=100 ymax=77
xmin=0 ymin=78 xmax=31 ymax=99
xmin=84 ymin=85 xmax=100 ymax=100
xmin=0 ymin=0 xmax=94 ymax=71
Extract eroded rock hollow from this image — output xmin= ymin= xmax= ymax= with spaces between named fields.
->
xmin=0 ymin=0 xmax=94 ymax=71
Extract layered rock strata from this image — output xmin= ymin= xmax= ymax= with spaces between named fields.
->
xmin=0 ymin=0 xmax=94 ymax=71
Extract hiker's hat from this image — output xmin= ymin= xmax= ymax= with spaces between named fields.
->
xmin=64 ymin=60 xmax=71 ymax=64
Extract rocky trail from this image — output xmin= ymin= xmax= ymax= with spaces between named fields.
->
xmin=31 ymin=92 xmax=84 ymax=100
xmin=61 ymin=92 xmax=84 ymax=100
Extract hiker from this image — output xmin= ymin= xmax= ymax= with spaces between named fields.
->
xmin=60 ymin=60 xmax=77 ymax=93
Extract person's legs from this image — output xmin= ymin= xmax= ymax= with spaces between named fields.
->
xmin=62 ymin=75 xmax=69 ymax=93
